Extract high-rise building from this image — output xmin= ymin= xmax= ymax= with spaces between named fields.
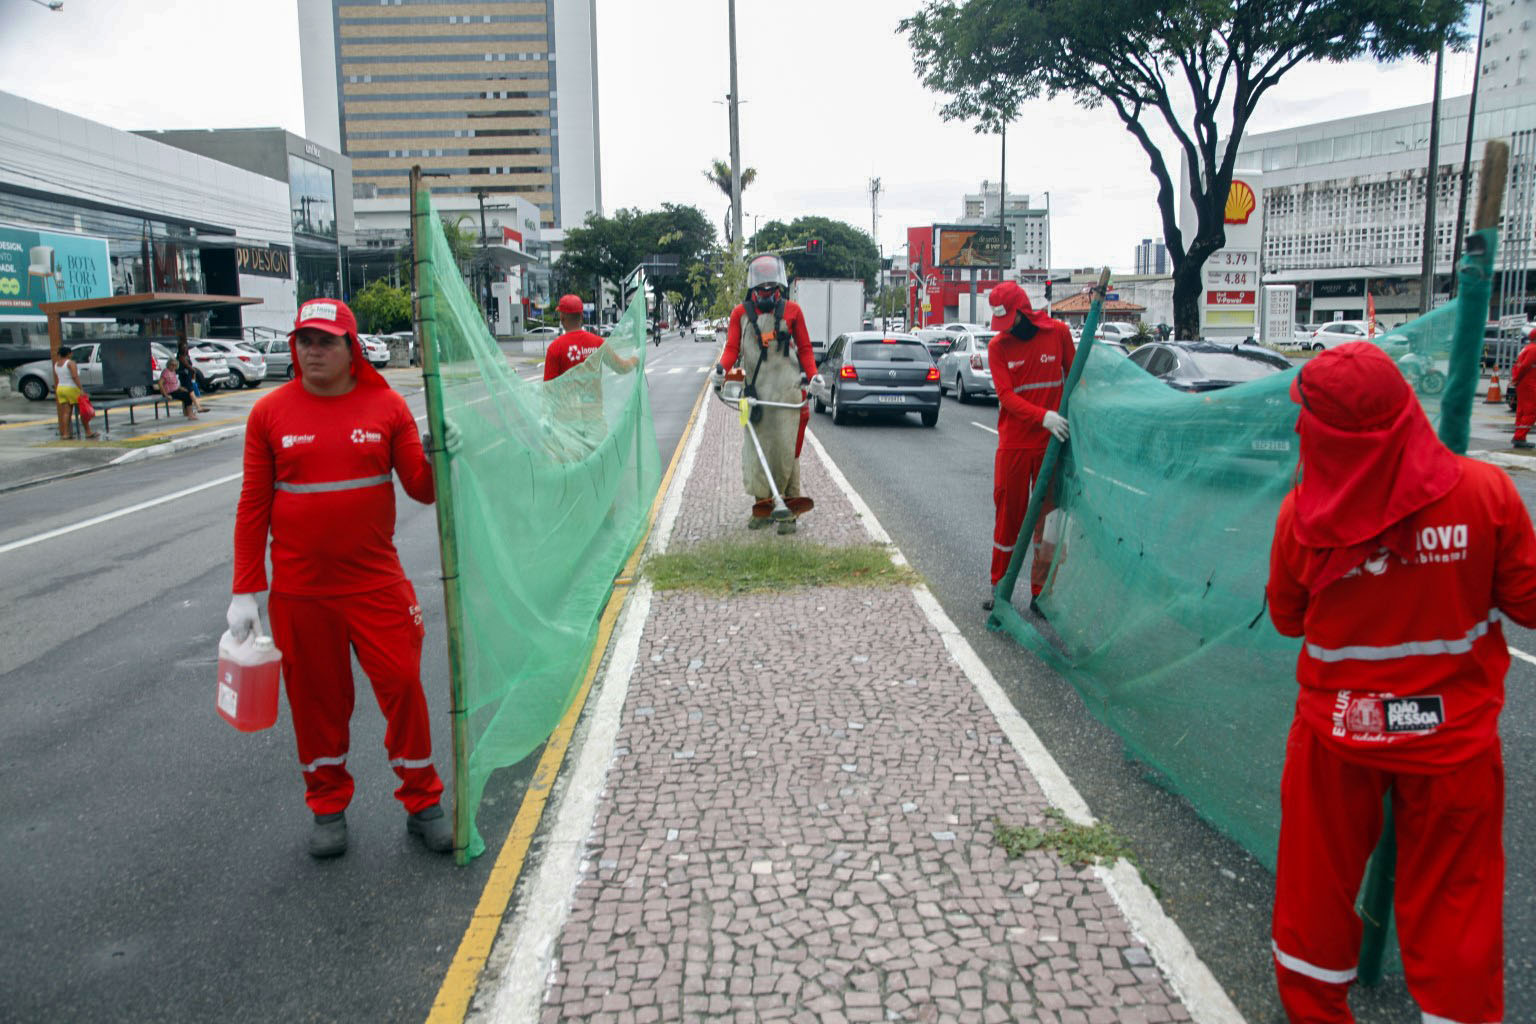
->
xmin=958 ymin=181 xmax=1049 ymax=270
xmin=1134 ymin=238 xmax=1169 ymax=275
xmin=1481 ymin=0 xmax=1534 ymax=92
xmin=298 ymin=0 xmax=601 ymax=231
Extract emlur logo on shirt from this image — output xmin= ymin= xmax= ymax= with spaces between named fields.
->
xmin=350 ymin=428 xmax=384 ymax=444
xmin=282 ymin=434 xmax=315 ymax=448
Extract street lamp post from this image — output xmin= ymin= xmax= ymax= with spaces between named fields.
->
xmin=727 ymin=0 xmax=743 ymax=258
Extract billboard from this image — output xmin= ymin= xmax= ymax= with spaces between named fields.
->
xmin=0 ymin=225 xmax=112 ymax=317
xmin=936 ymin=226 xmax=1010 ymax=268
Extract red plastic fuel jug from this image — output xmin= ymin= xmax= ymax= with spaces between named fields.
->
xmin=216 ymin=629 xmax=283 ymax=732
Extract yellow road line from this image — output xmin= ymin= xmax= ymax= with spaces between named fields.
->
xmin=0 ymin=417 xmax=55 ymax=432
xmin=425 ymin=377 xmax=710 ymax=1024
xmin=110 ymin=415 xmax=247 ymax=443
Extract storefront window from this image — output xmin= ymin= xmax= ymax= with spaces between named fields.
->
xmin=288 ymin=155 xmax=337 ymax=239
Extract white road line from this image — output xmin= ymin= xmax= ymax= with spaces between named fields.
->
xmin=665 ymin=366 xmax=684 ymax=375
xmin=0 ymin=472 xmax=244 ymax=557
xmin=1510 ymin=645 xmax=1536 ymax=667
xmin=971 ymin=420 xmax=999 ymax=435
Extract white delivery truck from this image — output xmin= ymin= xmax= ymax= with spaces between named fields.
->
xmin=790 ymin=278 xmax=864 ymax=360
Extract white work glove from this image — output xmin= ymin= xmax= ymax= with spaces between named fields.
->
xmin=1041 ymin=410 xmax=1070 ymax=442
xmin=422 ymin=419 xmax=462 ymax=457
xmin=226 ymin=593 xmax=263 ymax=644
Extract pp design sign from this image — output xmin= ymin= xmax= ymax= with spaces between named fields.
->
xmin=0 ymin=225 xmax=112 ymax=315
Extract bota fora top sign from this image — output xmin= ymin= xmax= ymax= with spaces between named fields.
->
xmin=235 ymin=243 xmax=293 ymax=279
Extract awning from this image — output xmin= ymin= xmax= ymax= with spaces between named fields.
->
xmin=481 ymin=244 xmax=535 ymax=270
xmin=40 ymin=292 xmax=264 ymax=318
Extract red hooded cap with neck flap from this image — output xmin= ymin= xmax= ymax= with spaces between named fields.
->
xmin=287 ymin=298 xmax=388 ymax=389
xmin=988 ymin=280 xmax=1052 ymax=334
xmin=1288 ymin=341 xmax=1461 ymax=593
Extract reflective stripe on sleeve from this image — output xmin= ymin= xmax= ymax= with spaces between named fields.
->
xmin=388 ymin=756 xmax=434 ymax=770
xmin=1304 ymin=612 xmax=1499 ymax=663
xmin=275 ymin=473 xmax=392 ymax=494
xmin=1013 ymin=378 xmax=1064 ymax=393
xmin=301 ymin=754 xmax=348 ymax=773
xmin=1422 ymin=1013 xmax=1497 ymax=1024
xmin=1271 ymin=941 xmax=1357 ymax=984
xmin=993 ymin=542 xmax=1015 ymax=552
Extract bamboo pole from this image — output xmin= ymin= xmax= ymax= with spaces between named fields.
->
xmin=411 ymin=166 xmax=474 ymax=865
xmin=1358 ymin=139 xmax=1506 ymax=983
xmin=990 ymin=268 xmax=1108 ymax=611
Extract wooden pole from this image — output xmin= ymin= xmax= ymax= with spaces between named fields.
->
xmin=412 ymin=166 xmax=474 ymax=865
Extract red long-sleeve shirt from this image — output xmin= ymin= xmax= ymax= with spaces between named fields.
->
xmin=233 ymin=381 xmax=434 ymax=597
xmin=1513 ymin=342 xmax=1536 ymax=391
xmin=988 ymin=321 xmax=1077 ymax=450
xmin=544 ymin=328 xmax=606 ymax=381
xmin=1267 ymin=458 xmax=1536 ymax=770
xmin=720 ymin=301 xmax=818 ymax=380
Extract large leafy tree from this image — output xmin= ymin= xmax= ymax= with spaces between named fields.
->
xmin=352 ymin=278 xmax=412 ymax=334
xmin=902 ymin=0 xmax=1468 ymax=338
xmin=704 ymin=159 xmax=759 ymax=246
xmin=748 ymin=216 xmax=881 ymax=293
xmin=556 ymin=203 xmax=716 ymax=320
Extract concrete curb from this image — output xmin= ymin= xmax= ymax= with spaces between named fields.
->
xmin=108 ymin=425 xmax=245 ymax=466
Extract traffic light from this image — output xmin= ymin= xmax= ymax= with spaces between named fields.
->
xmin=805 ymin=238 xmax=822 ymax=256
xmin=1044 ymin=280 xmax=1053 ymax=301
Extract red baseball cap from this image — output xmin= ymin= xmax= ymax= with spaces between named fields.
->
xmin=556 ymin=294 xmax=584 ymax=314
xmin=989 ymin=281 xmax=1038 ymax=332
xmin=291 ymin=298 xmax=359 ymax=340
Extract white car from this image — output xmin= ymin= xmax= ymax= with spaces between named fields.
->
xmin=527 ymin=326 xmax=560 ymax=341
xmin=196 ymin=339 xmax=267 ymax=388
xmin=1096 ymin=322 xmax=1140 ymax=345
xmin=148 ymin=342 xmax=233 ymax=392
xmin=357 ymin=334 xmax=391 ymax=368
xmin=1303 ymin=320 xmax=1380 ymax=351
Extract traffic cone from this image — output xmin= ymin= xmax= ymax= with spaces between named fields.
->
xmin=1486 ymin=373 xmax=1503 ymax=404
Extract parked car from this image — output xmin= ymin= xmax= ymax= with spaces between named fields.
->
xmin=1096 ymin=321 xmax=1141 ymax=345
xmin=941 ymin=321 xmax=992 ymax=339
xmin=910 ymin=328 xmax=957 ymax=360
xmin=527 ymin=326 xmax=560 ymax=341
xmin=809 ymin=332 xmax=941 ymax=426
xmin=149 ymin=343 xmax=233 ymax=392
xmin=13 ymin=341 xmax=228 ymax=401
xmin=253 ymin=337 xmax=294 ymax=379
xmin=196 ymin=339 xmax=267 ymax=388
xmin=382 ymin=331 xmax=418 ymax=366
xmin=1301 ymin=319 xmax=1379 ymax=351
xmin=1127 ymin=341 xmax=1292 ymax=392
xmin=935 ymin=330 xmax=995 ymax=403
xmin=357 ymin=334 xmax=392 ymax=368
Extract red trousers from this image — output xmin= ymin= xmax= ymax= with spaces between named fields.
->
xmin=991 ymin=447 xmax=1055 ymax=592
xmin=1513 ymin=378 xmax=1536 ymax=441
xmin=1272 ymin=722 xmax=1503 ymax=1023
xmin=268 ymin=580 xmax=444 ymax=816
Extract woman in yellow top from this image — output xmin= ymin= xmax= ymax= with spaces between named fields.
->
xmin=52 ymin=346 xmax=99 ymax=440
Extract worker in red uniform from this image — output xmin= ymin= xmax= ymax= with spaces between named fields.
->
xmin=1266 ymin=342 xmax=1536 ymax=1023
xmin=983 ymin=280 xmax=1075 ymax=611
xmin=543 ymin=293 xmax=636 ymax=382
xmin=713 ymin=254 xmax=818 ymax=531
xmin=228 ymin=298 xmax=453 ymax=859
xmin=1509 ymin=327 xmax=1536 ymax=448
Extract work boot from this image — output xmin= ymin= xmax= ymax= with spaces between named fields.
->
xmin=747 ymin=516 xmax=772 ymax=530
xmin=308 ymin=811 xmax=348 ymax=859
xmin=407 ymin=803 xmax=453 ymax=853
xmin=1514 ymin=439 xmax=1534 ymax=449
xmin=982 ymin=597 xmax=995 ymax=611
xmin=776 ymin=518 xmax=798 ymax=535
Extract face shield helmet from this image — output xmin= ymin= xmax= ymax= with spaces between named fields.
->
xmin=745 ymin=254 xmax=789 ymax=312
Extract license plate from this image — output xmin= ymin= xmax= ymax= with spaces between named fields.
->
xmin=877 ymin=395 xmax=905 ymax=404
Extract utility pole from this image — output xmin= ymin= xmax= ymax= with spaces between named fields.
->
xmin=869 ymin=177 xmax=882 ymax=327
xmin=999 ymin=124 xmax=1008 ymax=280
xmin=727 ymin=0 xmax=743 ymax=258
xmin=1450 ymin=2 xmax=1488 ymax=298
xmin=1418 ymin=46 xmax=1444 ymax=316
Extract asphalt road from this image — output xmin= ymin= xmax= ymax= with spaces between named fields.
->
xmin=807 ymin=385 xmax=1536 ymax=1023
xmin=0 ymin=332 xmax=718 ymax=1023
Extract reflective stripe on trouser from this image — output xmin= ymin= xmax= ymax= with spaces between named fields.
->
xmin=991 ymin=447 xmax=1055 ymax=591
xmin=1272 ymin=721 xmax=1504 ymax=1024
xmin=268 ymin=580 xmax=444 ymax=816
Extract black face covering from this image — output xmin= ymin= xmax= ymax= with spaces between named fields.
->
xmin=752 ymin=288 xmax=781 ymax=313
xmin=1008 ymin=310 xmax=1039 ymax=341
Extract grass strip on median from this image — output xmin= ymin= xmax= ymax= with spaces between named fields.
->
xmin=994 ymin=808 xmax=1138 ymax=869
xmin=645 ymin=539 xmax=920 ymax=595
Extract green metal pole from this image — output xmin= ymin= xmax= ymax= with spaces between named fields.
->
xmin=1358 ymin=141 xmax=1506 ymax=982
xmin=411 ymin=167 xmax=474 ymax=865
xmin=990 ymin=268 xmax=1109 ymax=616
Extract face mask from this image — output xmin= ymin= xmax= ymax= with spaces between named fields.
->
xmin=753 ymin=289 xmax=779 ymax=313
xmin=1009 ymin=310 xmax=1039 ymax=341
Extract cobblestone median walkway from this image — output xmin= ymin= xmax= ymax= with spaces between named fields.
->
xmin=526 ymin=392 xmax=1196 ymax=1023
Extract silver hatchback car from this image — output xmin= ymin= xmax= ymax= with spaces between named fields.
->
xmin=935 ymin=330 xmax=996 ymax=403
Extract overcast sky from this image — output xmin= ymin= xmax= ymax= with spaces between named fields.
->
xmin=0 ymin=0 xmax=1478 ymax=271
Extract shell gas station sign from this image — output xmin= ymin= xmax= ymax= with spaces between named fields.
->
xmin=1198 ymin=173 xmax=1263 ymax=337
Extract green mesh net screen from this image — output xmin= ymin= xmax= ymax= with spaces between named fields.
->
xmin=994 ymin=234 xmax=1495 ymax=871
xmin=413 ymin=188 xmax=660 ymax=860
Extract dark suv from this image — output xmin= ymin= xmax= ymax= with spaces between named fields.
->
xmin=808 ymin=332 xmax=942 ymax=427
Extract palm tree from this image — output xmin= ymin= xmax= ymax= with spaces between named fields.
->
xmin=703 ymin=159 xmax=757 ymax=246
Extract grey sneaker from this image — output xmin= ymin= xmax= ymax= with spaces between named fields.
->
xmin=407 ymin=804 xmax=453 ymax=853
xmin=309 ymin=811 xmax=348 ymax=859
